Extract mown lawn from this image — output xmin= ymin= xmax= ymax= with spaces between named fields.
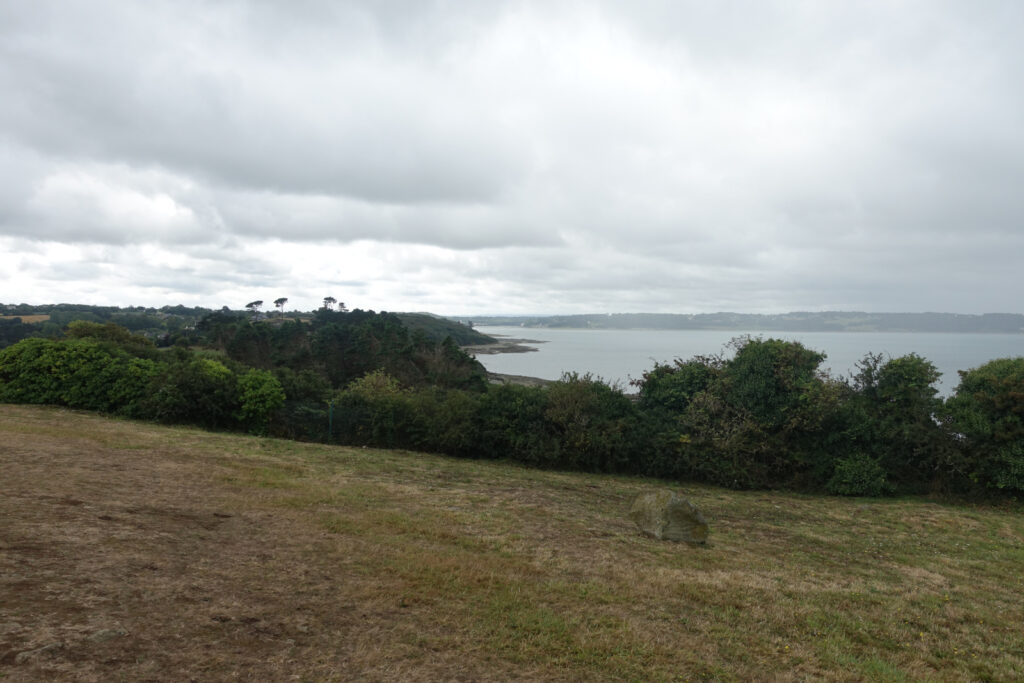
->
xmin=2 ymin=404 xmax=1022 ymax=680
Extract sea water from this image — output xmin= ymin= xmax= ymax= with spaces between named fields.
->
xmin=474 ymin=326 xmax=1024 ymax=396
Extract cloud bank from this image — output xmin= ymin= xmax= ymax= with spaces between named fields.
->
xmin=2 ymin=0 xmax=1022 ymax=313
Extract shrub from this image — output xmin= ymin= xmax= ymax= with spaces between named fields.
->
xmin=947 ymin=357 xmax=1024 ymax=494
xmin=843 ymin=352 xmax=950 ymax=492
xmin=272 ymin=401 xmax=329 ymax=442
xmin=634 ymin=356 xmax=720 ymax=413
xmin=140 ymin=357 xmax=239 ymax=429
xmin=0 ymin=337 xmax=157 ymax=414
xmin=474 ymin=383 xmax=555 ymax=464
xmin=235 ymin=369 xmax=286 ymax=433
xmin=544 ymin=373 xmax=642 ymax=472
xmin=827 ymin=452 xmax=892 ymax=497
xmin=332 ymin=370 xmax=416 ymax=448
xmin=407 ymin=388 xmax=481 ymax=458
xmin=665 ymin=337 xmax=839 ymax=489
xmin=273 ymin=367 xmax=330 ymax=403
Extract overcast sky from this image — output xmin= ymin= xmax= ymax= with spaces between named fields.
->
xmin=2 ymin=1 xmax=1022 ymax=315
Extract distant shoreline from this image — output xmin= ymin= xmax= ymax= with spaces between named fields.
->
xmin=461 ymin=334 xmax=545 ymax=356
xmin=463 ymin=336 xmax=552 ymax=388
xmin=470 ymin=312 xmax=1024 ymax=334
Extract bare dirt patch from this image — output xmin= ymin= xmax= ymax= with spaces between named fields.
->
xmin=0 ymin=407 xmax=506 ymax=681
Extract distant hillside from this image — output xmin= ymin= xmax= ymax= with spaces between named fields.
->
xmin=473 ymin=311 xmax=1024 ymax=334
xmin=0 ymin=303 xmax=214 ymax=348
xmin=396 ymin=313 xmax=497 ymax=345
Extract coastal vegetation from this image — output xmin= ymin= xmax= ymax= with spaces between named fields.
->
xmin=1 ymin=303 xmax=1022 ymax=500
xmin=0 ymin=302 xmax=498 ymax=349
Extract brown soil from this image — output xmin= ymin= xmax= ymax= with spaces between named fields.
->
xmin=0 ymin=407 xmax=498 ymax=681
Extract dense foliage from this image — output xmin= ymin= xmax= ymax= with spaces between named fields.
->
xmin=946 ymin=358 xmax=1024 ymax=494
xmin=0 ymin=302 xmax=495 ymax=350
xmin=1 ymin=311 xmax=1022 ymax=500
xmin=0 ymin=309 xmax=486 ymax=435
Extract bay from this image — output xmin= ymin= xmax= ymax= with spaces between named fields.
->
xmin=474 ymin=326 xmax=1024 ymax=396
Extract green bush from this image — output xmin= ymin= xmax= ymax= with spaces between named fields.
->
xmin=272 ymin=401 xmax=330 ymax=442
xmin=474 ymin=383 xmax=556 ymax=464
xmin=827 ymin=452 xmax=892 ymax=497
xmin=0 ymin=337 xmax=157 ymax=414
xmin=235 ymin=369 xmax=286 ymax=433
xmin=947 ymin=357 xmax=1024 ymax=494
xmin=407 ymin=388 xmax=481 ymax=458
xmin=664 ymin=338 xmax=840 ymax=489
xmin=544 ymin=373 xmax=642 ymax=472
xmin=842 ymin=352 xmax=950 ymax=492
xmin=139 ymin=357 xmax=239 ymax=429
xmin=634 ymin=356 xmax=720 ymax=414
xmin=273 ymin=367 xmax=331 ymax=403
xmin=332 ymin=370 xmax=416 ymax=448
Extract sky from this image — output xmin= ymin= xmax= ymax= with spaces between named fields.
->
xmin=2 ymin=0 xmax=1023 ymax=316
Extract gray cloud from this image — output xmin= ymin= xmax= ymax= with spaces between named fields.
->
xmin=1 ymin=0 xmax=1022 ymax=314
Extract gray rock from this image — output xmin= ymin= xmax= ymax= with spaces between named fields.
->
xmin=630 ymin=490 xmax=709 ymax=544
xmin=89 ymin=628 xmax=128 ymax=642
xmin=14 ymin=641 xmax=63 ymax=664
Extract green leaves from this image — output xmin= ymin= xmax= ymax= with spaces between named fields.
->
xmin=827 ymin=453 xmax=892 ymax=497
xmin=0 ymin=337 xmax=156 ymax=413
xmin=235 ymin=369 xmax=286 ymax=431
xmin=947 ymin=357 xmax=1024 ymax=493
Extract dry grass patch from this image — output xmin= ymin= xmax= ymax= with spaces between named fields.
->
xmin=2 ymin=404 xmax=1024 ymax=681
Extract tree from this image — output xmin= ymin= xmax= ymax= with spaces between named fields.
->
xmin=842 ymin=352 xmax=948 ymax=492
xmin=245 ymin=300 xmax=263 ymax=314
xmin=273 ymin=297 xmax=288 ymax=316
xmin=667 ymin=337 xmax=841 ymax=489
xmin=634 ymin=355 xmax=721 ymax=414
xmin=946 ymin=357 xmax=1024 ymax=494
xmin=323 ymin=296 xmax=336 ymax=311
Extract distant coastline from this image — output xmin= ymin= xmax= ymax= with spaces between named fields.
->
xmin=460 ymin=334 xmax=544 ymax=356
xmin=469 ymin=311 xmax=1024 ymax=334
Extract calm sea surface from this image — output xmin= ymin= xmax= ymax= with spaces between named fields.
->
xmin=475 ymin=326 xmax=1024 ymax=396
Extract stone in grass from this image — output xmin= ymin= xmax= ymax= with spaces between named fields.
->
xmin=630 ymin=490 xmax=709 ymax=544
xmin=89 ymin=628 xmax=129 ymax=642
xmin=14 ymin=641 xmax=64 ymax=664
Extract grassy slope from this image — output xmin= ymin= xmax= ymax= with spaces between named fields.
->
xmin=2 ymin=405 xmax=1023 ymax=681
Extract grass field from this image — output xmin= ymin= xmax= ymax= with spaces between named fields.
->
xmin=2 ymin=404 xmax=1023 ymax=681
